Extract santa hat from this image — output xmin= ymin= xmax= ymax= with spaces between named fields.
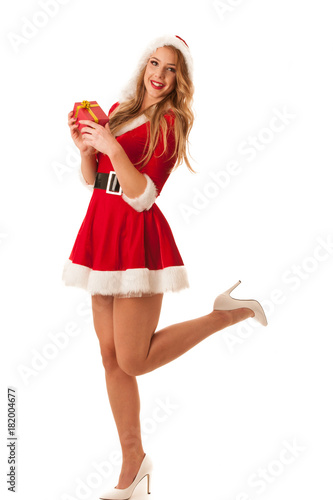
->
xmin=119 ymin=34 xmax=194 ymax=103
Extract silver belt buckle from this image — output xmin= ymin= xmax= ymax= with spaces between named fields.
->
xmin=106 ymin=171 xmax=122 ymax=195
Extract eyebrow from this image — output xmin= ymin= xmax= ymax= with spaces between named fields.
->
xmin=150 ymin=57 xmax=176 ymax=66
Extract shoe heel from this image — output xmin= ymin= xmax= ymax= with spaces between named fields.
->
xmin=213 ymin=280 xmax=268 ymax=326
xmin=224 ymin=280 xmax=241 ymax=297
xmin=146 ymin=473 xmax=151 ymax=494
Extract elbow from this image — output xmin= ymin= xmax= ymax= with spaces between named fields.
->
xmin=122 ymin=173 xmax=158 ymax=212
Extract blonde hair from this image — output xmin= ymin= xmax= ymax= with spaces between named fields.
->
xmin=108 ymin=44 xmax=197 ymax=175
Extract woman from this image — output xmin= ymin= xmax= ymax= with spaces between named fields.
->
xmin=62 ymin=34 xmax=268 ymax=500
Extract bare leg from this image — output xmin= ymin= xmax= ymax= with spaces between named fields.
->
xmin=144 ymin=308 xmax=253 ymax=373
xmin=92 ymin=293 xmax=254 ymax=489
xmin=113 ymin=293 xmax=254 ymax=376
xmin=91 ymin=294 xmax=145 ymax=489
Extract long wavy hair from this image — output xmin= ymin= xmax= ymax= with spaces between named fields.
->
xmin=108 ymin=44 xmax=197 ymax=174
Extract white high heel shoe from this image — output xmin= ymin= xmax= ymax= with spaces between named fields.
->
xmin=99 ymin=453 xmax=152 ymax=500
xmin=213 ymin=280 xmax=268 ymax=326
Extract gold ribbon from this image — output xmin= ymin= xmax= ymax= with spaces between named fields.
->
xmin=74 ymin=100 xmax=99 ymax=123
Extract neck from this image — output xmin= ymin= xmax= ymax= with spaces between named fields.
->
xmin=141 ymin=103 xmax=171 ymax=116
xmin=140 ymin=95 xmax=170 ymax=115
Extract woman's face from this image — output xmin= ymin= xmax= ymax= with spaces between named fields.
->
xmin=143 ymin=46 xmax=177 ymax=104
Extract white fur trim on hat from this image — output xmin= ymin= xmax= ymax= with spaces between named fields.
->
xmin=122 ymin=173 xmax=158 ymax=212
xmin=62 ymin=258 xmax=190 ymax=297
xmin=119 ymin=34 xmax=194 ymax=103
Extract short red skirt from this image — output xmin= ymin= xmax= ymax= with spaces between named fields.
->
xmin=62 ymin=187 xmax=190 ymax=297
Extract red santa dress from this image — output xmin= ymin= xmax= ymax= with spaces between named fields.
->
xmin=62 ymin=101 xmax=190 ymax=297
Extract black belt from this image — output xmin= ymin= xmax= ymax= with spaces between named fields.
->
xmin=94 ymin=172 xmax=123 ymax=195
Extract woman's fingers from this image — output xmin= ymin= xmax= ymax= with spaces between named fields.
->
xmin=68 ymin=120 xmax=79 ymax=129
xmin=68 ymin=111 xmax=78 ymax=126
xmin=69 ymin=121 xmax=79 ymax=130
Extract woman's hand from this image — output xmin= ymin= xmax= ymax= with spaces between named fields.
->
xmin=67 ymin=111 xmax=97 ymax=155
xmin=80 ymin=120 xmax=121 ymax=158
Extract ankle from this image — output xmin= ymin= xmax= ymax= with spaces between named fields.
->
xmin=229 ymin=307 xmax=254 ymax=325
xmin=122 ymin=449 xmax=145 ymax=463
xmin=212 ymin=307 xmax=254 ymax=328
xmin=211 ymin=309 xmax=234 ymax=328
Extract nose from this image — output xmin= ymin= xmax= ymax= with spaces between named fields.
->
xmin=154 ymin=67 xmax=166 ymax=80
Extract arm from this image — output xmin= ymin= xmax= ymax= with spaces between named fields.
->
xmin=107 ymin=145 xmax=148 ymax=199
xmin=80 ymin=150 xmax=98 ymax=185
xmin=78 ymin=119 xmax=151 ymax=200
xmin=79 ymin=108 xmax=176 ymax=208
xmin=78 ymin=151 xmax=98 ymax=192
xmin=108 ymin=118 xmax=177 ymax=212
xmin=76 ymin=102 xmax=119 ymax=190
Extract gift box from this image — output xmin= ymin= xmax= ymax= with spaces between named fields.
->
xmin=73 ymin=100 xmax=109 ymax=131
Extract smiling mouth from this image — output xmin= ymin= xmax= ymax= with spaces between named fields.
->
xmin=150 ymin=80 xmax=166 ymax=90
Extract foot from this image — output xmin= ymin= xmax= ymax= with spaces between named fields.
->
xmin=229 ymin=308 xmax=255 ymax=322
xmin=241 ymin=308 xmax=255 ymax=318
xmin=115 ymin=452 xmax=146 ymax=489
xmin=212 ymin=307 xmax=255 ymax=327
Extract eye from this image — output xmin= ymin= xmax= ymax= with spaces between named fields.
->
xmin=150 ymin=60 xmax=176 ymax=72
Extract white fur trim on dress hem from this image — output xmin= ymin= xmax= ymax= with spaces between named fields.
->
xmin=62 ymin=259 xmax=190 ymax=297
xmin=122 ymin=173 xmax=158 ymax=211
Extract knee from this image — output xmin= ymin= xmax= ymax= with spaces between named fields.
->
xmin=117 ymin=355 xmax=145 ymax=377
xmin=100 ymin=347 xmax=119 ymax=374
xmin=100 ymin=348 xmax=144 ymax=376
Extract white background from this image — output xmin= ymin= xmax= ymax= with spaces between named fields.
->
xmin=1 ymin=1 xmax=332 ymax=499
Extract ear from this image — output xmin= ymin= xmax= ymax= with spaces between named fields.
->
xmin=104 ymin=122 xmax=110 ymax=130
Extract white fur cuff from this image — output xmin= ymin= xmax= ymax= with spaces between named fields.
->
xmin=122 ymin=173 xmax=158 ymax=212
